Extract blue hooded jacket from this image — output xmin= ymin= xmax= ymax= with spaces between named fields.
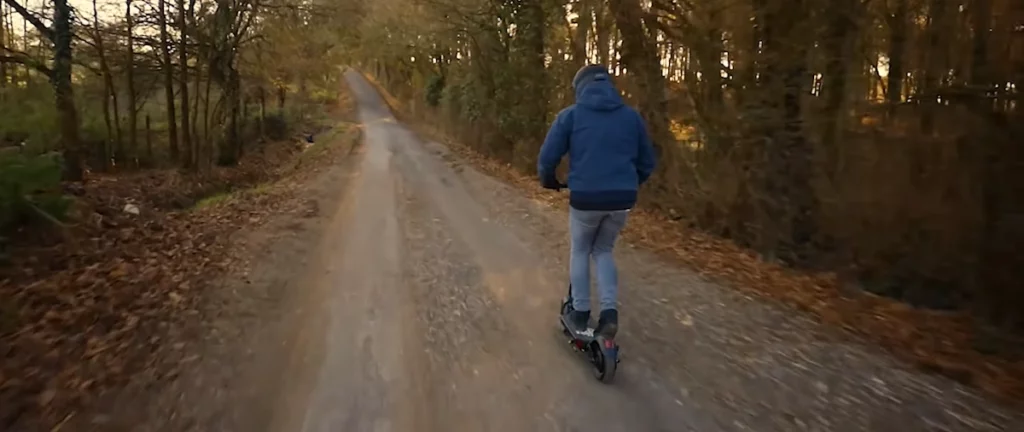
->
xmin=537 ymin=68 xmax=657 ymax=211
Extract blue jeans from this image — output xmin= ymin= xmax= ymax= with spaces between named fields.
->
xmin=569 ymin=208 xmax=629 ymax=312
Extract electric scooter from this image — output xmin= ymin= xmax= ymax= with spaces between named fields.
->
xmin=559 ymin=287 xmax=621 ymax=383
xmin=548 ymin=180 xmax=621 ymax=382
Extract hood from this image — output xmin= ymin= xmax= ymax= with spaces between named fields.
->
xmin=575 ymin=78 xmax=624 ymax=112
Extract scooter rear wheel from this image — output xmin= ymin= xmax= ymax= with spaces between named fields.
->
xmin=590 ymin=338 xmax=618 ymax=383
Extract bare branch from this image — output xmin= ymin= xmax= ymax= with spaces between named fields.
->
xmin=73 ymin=58 xmax=102 ymax=75
xmin=73 ymin=30 xmax=98 ymax=49
xmin=0 ymin=46 xmax=52 ymax=75
xmin=3 ymin=0 xmax=54 ymax=41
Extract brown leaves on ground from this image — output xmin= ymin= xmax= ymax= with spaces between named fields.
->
xmin=405 ymin=120 xmax=1024 ymax=407
xmin=0 ymin=115 xmax=362 ymax=429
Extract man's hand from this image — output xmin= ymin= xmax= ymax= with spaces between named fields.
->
xmin=541 ymin=174 xmax=566 ymax=191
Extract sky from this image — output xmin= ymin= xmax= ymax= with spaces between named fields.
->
xmin=5 ymin=0 xmax=122 ymax=36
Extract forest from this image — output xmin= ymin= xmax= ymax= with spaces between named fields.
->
xmin=0 ymin=0 xmax=361 ymax=170
xmin=0 ymin=0 xmax=1022 ymax=427
xmin=344 ymin=0 xmax=1023 ymax=329
xmin=0 ymin=0 xmax=362 ymax=426
xmin=3 ymin=0 xmax=1020 ymax=323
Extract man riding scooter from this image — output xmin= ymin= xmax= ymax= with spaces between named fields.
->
xmin=537 ymin=64 xmax=657 ymax=338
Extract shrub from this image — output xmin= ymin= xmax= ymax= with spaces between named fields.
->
xmin=263 ymin=113 xmax=290 ymax=141
xmin=0 ymin=84 xmax=61 ymax=153
xmin=0 ymin=152 xmax=72 ymax=231
xmin=425 ymin=74 xmax=445 ymax=108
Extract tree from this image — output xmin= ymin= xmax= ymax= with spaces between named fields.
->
xmin=1 ymin=0 xmax=1019 ymax=328
xmin=1 ymin=0 xmax=84 ymax=180
xmin=0 ymin=2 xmax=7 ymax=88
xmin=91 ymin=0 xmax=120 ymax=168
xmin=885 ymin=0 xmax=908 ymax=115
xmin=607 ymin=0 xmax=671 ymax=153
xmin=159 ymin=0 xmax=179 ymax=161
xmin=178 ymin=0 xmax=193 ymax=167
xmin=124 ymin=0 xmax=138 ymax=163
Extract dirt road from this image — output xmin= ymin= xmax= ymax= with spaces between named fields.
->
xmin=253 ymin=71 xmax=1023 ymax=432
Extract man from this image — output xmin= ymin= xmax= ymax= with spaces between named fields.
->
xmin=537 ymin=64 xmax=657 ymax=338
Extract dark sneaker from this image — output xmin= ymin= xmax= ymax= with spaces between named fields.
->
xmin=563 ymin=308 xmax=591 ymax=334
xmin=596 ymin=309 xmax=618 ymax=338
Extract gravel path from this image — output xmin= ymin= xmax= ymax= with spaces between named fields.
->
xmin=92 ymin=70 xmax=1022 ymax=432
xmin=277 ymin=70 xmax=1020 ymax=431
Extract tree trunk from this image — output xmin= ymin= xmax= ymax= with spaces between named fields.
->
xmin=52 ymin=0 xmax=83 ymax=180
xmin=178 ymin=0 xmax=193 ymax=168
xmin=753 ymin=0 xmax=817 ymax=262
xmin=3 ymin=3 xmax=13 ymax=86
xmin=241 ymin=91 xmax=250 ymax=151
xmin=695 ymin=7 xmax=725 ymax=153
xmin=512 ymin=0 xmax=547 ymax=170
xmin=970 ymin=0 xmax=1020 ymax=330
xmin=88 ymin=0 xmax=110 ymax=169
xmin=219 ymin=66 xmax=241 ymax=165
xmin=666 ymin=42 xmax=677 ymax=81
xmin=0 ymin=6 xmax=7 ymax=88
xmin=569 ymin=0 xmax=591 ymax=68
xmin=969 ymin=0 xmax=992 ymax=110
xmin=203 ymin=72 xmax=212 ymax=161
xmin=145 ymin=114 xmax=152 ymax=162
xmin=158 ymin=0 xmax=178 ymax=160
xmin=20 ymin=12 xmax=27 ymax=84
xmin=191 ymin=64 xmax=202 ymax=154
xmin=918 ymin=0 xmax=950 ymax=134
xmin=91 ymin=0 xmax=119 ymax=168
xmin=702 ymin=9 xmax=724 ymax=115
xmin=820 ymin=0 xmax=860 ymax=178
xmin=886 ymin=0 xmax=908 ymax=117
xmin=259 ymin=86 xmax=266 ymax=137
xmin=734 ymin=1 xmax=763 ymax=109
xmin=98 ymin=91 xmax=112 ymax=168
xmin=210 ymin=0 xmax=242 ymax=166
xmin=110 ymin=91 xmax=122 ymax=163
xmin=607 ymin=0 xmax=671 ymax=152
xmin=125 ymin=0 xmax=137 ymax=163
xmin=594 ymin=3 xmax=611 ymax=65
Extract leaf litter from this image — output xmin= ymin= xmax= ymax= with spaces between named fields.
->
xmin=0 ymin=102 xmax=362 ymax=430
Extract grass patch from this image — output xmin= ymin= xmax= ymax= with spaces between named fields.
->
xmin=192 ymin=192 xmax=232 ymax=210
xmin=289 ymin=122 xmax=360 ymax=170
xmin=190 ymin=121 xmax=360 ymax=213
xmin=190 ymin=182 xmax=278 ymax=211
xmin=250 ymin=182 xmax=274 ymax=195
